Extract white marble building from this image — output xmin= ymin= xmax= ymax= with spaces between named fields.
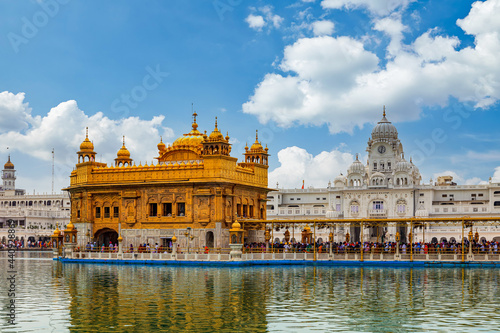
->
xmin=266 ymin=110 xmax=500 ymax=244
xmin=0 ymin=156 xmax=71 ymax=245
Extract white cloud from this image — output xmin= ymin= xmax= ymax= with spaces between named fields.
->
xmin=245 ymin=6 xmax=284 ymax=31
xmin=321 ymin=0 xmax=416 ymax=16
xmin=243 ymin=0 xmax=500 ymax=134
xmin=0 ymin=91 xmax=36 ymax=133
xmin=269 ymin=146 xmax=353 ymax=188
xmin=0 ymin=92 xmax=174 ymax=173
xmin=492 ymin=166 xmax=500 ymax=183
xmin=456 ymin=0 xmax=500 ymax=35
xmin=465 ymin=177 xmax=488 ymax=186
xmin=311 ymin=20 xmax=335 ymax=36
xmin=432 ymin=171 xmax=488 ymax=185
xmin=373 ymin=14 xmax=407 ymax=56
xmin=245 ymin=14 xmax=265 ymax=31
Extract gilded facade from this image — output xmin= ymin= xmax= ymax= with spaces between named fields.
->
xmin=65 ymin=113 xmax=270 ymax=249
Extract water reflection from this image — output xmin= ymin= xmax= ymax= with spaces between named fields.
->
xmin=1 ymin=254 xmax=500 ymax=332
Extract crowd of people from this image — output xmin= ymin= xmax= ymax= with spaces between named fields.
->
xmin=244 ymin=239 xmax=500 ymax=254
xmin=0 ymin=239 xmax=51 ymax=249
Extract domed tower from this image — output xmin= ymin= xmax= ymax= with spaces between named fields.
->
xmin=114 ymin=136 xmax=133 ymax=167
xmin=157 ymin=111 xmax=205 ymax=162
xmin=202 ymin=117 xmax=231 ymax=157
xmin=366 ymin=107 xmax=404 ymax=184
xmin=2 ymin=155 xmax=16 ymax=190
xmin=244 ymin=130 xmax=269 ymax=166
xmin=77 ymin=127 xmax=96 ymax=164
xmin=347 ymin=154 xmax=365 ymax=187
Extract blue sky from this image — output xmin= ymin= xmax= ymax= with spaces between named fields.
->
xmin=1 ymin=0 xmax=500 ymax=193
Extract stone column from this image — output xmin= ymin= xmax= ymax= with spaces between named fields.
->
xmin=172 ymin=235 xmax=178 ymax=260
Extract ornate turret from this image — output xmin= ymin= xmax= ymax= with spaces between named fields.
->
xmin=115 ymin=136 xmax=133 ymax=167
xmin=244 ymin=130 xmax=269 ymax=165
xmin=77 ymin=127 xmax=96 ymax=163
xmin=2 ymin=155 xmax=16 ymax=190
xmin=202 ymin=117 xmax=231 ymax=156
xmin=157 ymin=136 xmax=166 ymax=153
xmin=4 ymin=155 xmax=14 ymax=170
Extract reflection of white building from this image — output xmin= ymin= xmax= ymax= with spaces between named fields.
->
xmin=0 ymin=156 xmax=71 ymax=245
xmin=267 ymin=110 xmax=500 ymax=244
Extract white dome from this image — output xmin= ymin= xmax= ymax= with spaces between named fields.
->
xmin=410 ymin=158 xmax=419 ymax=174
xmin=371 ymin=112 xmax=398 ymax=140
xmin=348 ymin=155 xmax=365 ymax=174
xmin=334 ymin=174 xmax=346 ymax=184
xmin=395 ymin=158 xmax=411 ymax=173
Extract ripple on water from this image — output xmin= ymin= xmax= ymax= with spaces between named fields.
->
xmin=0 ymin=262 xmax=500 ymax=332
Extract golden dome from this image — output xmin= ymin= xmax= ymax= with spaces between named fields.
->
xmin=208 ymin=117 xmax=225 ymax=141
xmin=171 ymin=235 xmax=177 ymax=243
xmin=250 ymin=130 xmax=263 ymax=151
xmin=118 ymin=235 xmax=123 ymax=242
xmin=304 ymin=226 xmax=311 ymax=231
xmin=79 ymin=127 xmax=94 ymax=151
xmin=157 ymin=137 xmax=166 ymax=151
xmin=171 ymin=112 xmax=204 ymax=148
xmin=53 ymin=228 xmax=61 ymax=237
xmin=231 ymin=221 xmax=241 ymax=230
xmin=116 ymin=136 xmax=131 ymax=158
xmin=65 ymin=222 xmax=75 ymax=231
xmin=4 ymin=155 xmax=14 ymax=170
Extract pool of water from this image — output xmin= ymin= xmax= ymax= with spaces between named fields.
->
xmin=1 ymin=252 xmax=499 ymax=332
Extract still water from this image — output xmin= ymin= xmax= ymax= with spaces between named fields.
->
xmin=1 ymin=252 xmax=499 ymax=332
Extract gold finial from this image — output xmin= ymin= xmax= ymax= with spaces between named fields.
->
xmin=215 ymin=117 xmax=218 ymax=129
xmin=383 ymin=105 xmax=386 ymax=117
xmin=255 ymin=130 xmax=259 ymax=143
xmin=122 ymin=136 xmax=125 ymax=146
xmin=355 ymin=153 xmax=359 ymax=161
xmin=85 ymin=127 xmax=89 ymax=138
xmin=160 ymin=136 xmax=163 ymax=143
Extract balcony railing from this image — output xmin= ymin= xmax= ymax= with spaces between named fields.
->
xmin=369 ymin=209 xmax=387 ymax=217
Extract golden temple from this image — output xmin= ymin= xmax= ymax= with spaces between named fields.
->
xmin=65 ymin=112 xmax=270 ymax=249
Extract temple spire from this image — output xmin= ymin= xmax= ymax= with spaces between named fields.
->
xmin=86 ymin=127 xmax=89 ymax=138
xmin=255 ymin=129 xmax=259 ymax=143
xmin=383 ymin=105 xmax=386 ymax=117
xmin=192 ymin=105 xmax=198 ymax=131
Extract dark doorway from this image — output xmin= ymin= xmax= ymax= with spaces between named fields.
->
xmin=95 ymin=228 xmax=118 ymax=246
xmin=206 ymin=231 xmax=214 ymax=248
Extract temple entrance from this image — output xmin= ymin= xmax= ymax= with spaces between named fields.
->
xmin=350 ymin=226 xmax=361 ymax=243
xmin=206 ymin=231 xmax=214 ymax=248
xmin=95 ymin=228 xmax=118 ymax=246
xmin=398 ymin=226 xmax=407 ymax=243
